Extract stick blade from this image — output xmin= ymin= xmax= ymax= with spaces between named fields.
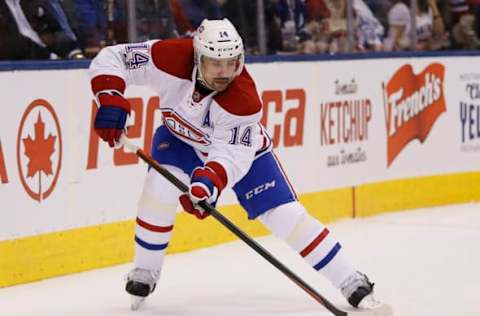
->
xmin=347 ymin=303 xmax=393 ymax=316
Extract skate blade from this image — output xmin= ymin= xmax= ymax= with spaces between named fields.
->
xmin=347 ymin=303 xmax=393 ymax=316
xmin=130 ymin=295 xmax=146 ymax=311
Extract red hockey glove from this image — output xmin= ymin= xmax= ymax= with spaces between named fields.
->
xmin=179 ymin=162 xmax=227 ymax=220
xmin=94 ymin=92 xmax=130 ymax=147
xmin=91 ymin=75 xmax=129 ymax=148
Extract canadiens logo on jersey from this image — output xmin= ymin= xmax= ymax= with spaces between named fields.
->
xmin=161 ymin=108 xmax=211 ymax=145
xmin=192 ymin=90 xmax=202 ymax=103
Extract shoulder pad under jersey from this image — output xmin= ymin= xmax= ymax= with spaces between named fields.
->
xmin=214 ymin=68 xmax=262 ymax=116
xmin=151 ymin=38 xmax=194 ymax=80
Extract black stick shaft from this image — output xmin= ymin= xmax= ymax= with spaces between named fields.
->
xmin=135 ymin=148 xmax=347 ymax=316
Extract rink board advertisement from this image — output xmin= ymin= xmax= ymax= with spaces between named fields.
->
xmin=1 ymin=55 xmax=479 ymax=286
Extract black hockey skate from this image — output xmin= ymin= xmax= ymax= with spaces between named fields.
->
xmin=126 ymin=279 xmax=156 ymax=297
xmin=340 ymin=271 xmax=379 ymax=309
xmin=125 ymin=268 xmax=159 ymax=310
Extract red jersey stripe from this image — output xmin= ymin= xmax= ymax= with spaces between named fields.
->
xmin=91 ymin=74 xmax=126 ymax=94
xmin=136 ymin=217 xmax=173 ymax=233
xmin=300 ymin=228 xmax=330 ymax=257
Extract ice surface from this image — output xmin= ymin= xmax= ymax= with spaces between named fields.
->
xmin=0 ymin=203 xmax=478 ymax=316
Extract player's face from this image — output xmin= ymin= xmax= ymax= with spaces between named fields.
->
xmin=201 ymin=56 xmax=239 ymax=91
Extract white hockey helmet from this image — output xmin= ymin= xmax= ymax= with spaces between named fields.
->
xmin=193 ymin=18 xmax=245 ymax=80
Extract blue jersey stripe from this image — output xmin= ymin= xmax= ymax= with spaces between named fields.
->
xmin=135 ymin=236 xmax=168 ymax=251
xmin=313 ymin=243 xmax=342 ymax=271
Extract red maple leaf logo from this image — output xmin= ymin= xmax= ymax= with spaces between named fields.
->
xmin=23 ymin=113 xmax=56 ymax=178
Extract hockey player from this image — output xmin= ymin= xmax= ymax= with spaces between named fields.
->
xmin=89 ymin=18 xmax=382 ymax=311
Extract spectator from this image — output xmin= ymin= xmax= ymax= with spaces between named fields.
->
xmin=363 ymin=0 xmax=391 ymax=31
xmin=451 ymin=12 xmax=480 ymax=48
xmin=385 ymin=0 xmax=448 ymax=51
xmin=0 ymin=0 xmax=50 ymax=59
xmin=265 ymin=1 xmax=285 ymax=54
xmin=305 ymin=0 xmax=330 ymax=22
xmin=302 ymin=0 xmax=384 ymax=54
xmin=302 ymin=0 xmax=334 ymax=54
xmin=0 ymin=0 xmax=83 ymax=60
xmin=175 ymin=0 xmax=224 ymax=29
xmin=301 ymin=0 xmax=353 ymax=54
xmin=318 ymin=0 xmax=349 ymax=53
xmin=63 ymin=0 xmax=107 ymax=58
xmin=353 ymin=0 xmax=385 ymax=52
xmin=301 ymin=18 xmax=330 ymax=53
xmin=135 ymin=0 xmax=177 ymax=41
xmin=271 ymin=0 xmax=311 ymax=53
xmin=106 ymin=0 xmax=129 ymax=44
xmin=220 ymin=0 xmax=259 ymax=53
xmin=24 ymin=0 xmax=84 ymax=58
xmin=169 ymin=0 xmax=195 ymax=36
xmin=86 ymin=0 xmax=178 ymax=46
xmin=447 ymin=0 xmax=480 ymax=48
xmin=415 ymin=0 xmax=446 ymax=50
xmin=384 ymin=0 xmax=411 ymax=51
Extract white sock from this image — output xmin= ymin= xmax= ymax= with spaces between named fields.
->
xmin=259 ymin=201 xmax=355 ymax=288
xmin=133 ymin=166 xmax=187 ymax=272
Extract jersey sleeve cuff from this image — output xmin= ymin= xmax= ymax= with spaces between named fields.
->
xmin=91 ymin=75 xmax=126 ymax=95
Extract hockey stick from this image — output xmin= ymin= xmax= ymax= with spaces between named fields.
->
xmin=118 ymin=135 xmax=392 ymax=316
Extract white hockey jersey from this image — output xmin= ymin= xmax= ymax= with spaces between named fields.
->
xmin=88 ymin=39 xmax=271 ymax=187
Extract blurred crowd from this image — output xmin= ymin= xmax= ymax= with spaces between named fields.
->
xmin=1 ymin=0 xmax=480 ymax=60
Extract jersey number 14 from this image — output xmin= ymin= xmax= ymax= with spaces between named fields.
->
xmin=229 ymin=126 xmax=252 ymax=146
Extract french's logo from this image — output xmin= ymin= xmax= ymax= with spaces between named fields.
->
xmin=383 ymin=63 xmax=446 ymax=166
